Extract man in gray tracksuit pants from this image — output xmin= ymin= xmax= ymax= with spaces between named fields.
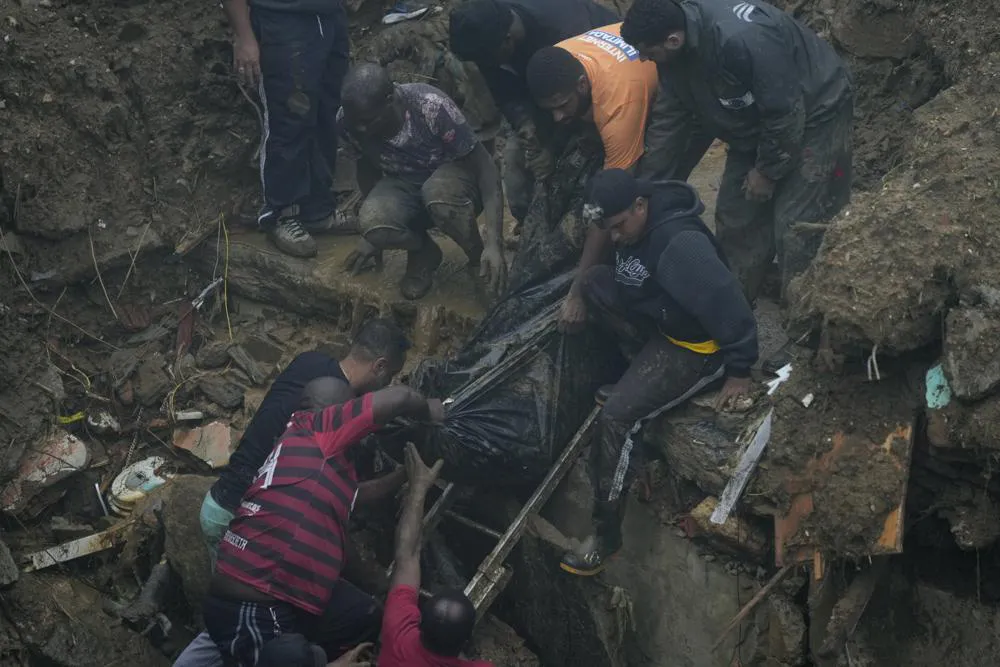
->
xmin=622 ymin=0 xmax=854 ymax=302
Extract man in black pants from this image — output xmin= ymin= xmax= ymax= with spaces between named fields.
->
xmin=560 ymin=169 xmax=758 ymax=576
xmin=223 ymin=0 xmax=354 ymax=259
xmin=448 ymin=0 xmax=618 ymax=229
xmin=622 ymin=0 xmax=854 ymax=302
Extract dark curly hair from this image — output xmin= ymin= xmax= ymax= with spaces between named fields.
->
xmin=525 ymin=46 xmax=584 ymax=102
xmin=621 ymin=0 xmax=686 ymax=47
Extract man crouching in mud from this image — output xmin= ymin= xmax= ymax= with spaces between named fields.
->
xmin=338 ymin=63 xmax=507 ymax=301
xmin=559 ymin=169 xmax=758 ymax=576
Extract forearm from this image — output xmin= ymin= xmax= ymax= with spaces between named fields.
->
xmin=469 ymin=143 xmax=504 ymax=249
xmin=755 ymin=102 xmax=806 ymax=181
xmin=394 ymin=483 xmax=429 ymax=564
xmin=569 ymin=224 xmax=612 ymax=296
xmin=222 ymin=0 xmax=254 ymax=42
xmin=355 ymin=467 xmax=407 ymax=505
xmin=371 ymin=386 xmax=431 ymax=424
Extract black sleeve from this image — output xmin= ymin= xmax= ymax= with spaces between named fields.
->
xmin=720 ymin=31 xmax=805 ymax=181
xmin=479 ymin=65 xmax=534 ymax=129
xmin=637 ymin=79 xmax=708 ymax=181
xmin=657 ymin=231 xmax=758 ymax=377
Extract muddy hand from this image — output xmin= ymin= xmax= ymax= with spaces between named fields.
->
xmin=343 ymin=238 xmax=383 ymax=275
xmin=557 ymin=293 xmax=587 ymax=334
xmin=714 ymin=376 xmax=752 ymax=411
xmin=742 ymin=168 xmax=775 ymax=202
xmin=525 ymin=146 xmax=554 ymax=180
xmin=328 ymin=642 xmax=374 ymax=667
xmin=404 ymin=442 xmax=444 ymax=491
xmin=480 ymin=245 xmax=507 ymax=296
xmin=233 ymin=36 xmax=261 ymax=89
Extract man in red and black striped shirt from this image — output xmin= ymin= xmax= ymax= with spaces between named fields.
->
xmin=204 ymin=379 xmax=443 ymax=667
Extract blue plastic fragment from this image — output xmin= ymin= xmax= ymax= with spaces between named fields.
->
xmin=925 ymin=364 xmax=952 ymax=409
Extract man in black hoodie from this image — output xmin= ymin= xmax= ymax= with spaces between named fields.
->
xmin=560 ymin=168 xmax=758 ymax=576
xmin=448 ymin=0 xmax=618 ymax=228
xmin=622 ymin=0 xmax=854 ymax=302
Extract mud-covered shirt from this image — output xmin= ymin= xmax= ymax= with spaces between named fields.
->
xmin=338 ymin=83 xmax=478 ymax=184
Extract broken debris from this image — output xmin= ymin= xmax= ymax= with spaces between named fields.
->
xmin=227 ymin=344 xmax=268 ymax=385
xmin=196 ymin=340 xmax=232 ymax=369
xmin=0 ymin=537 xmax=18 ymax=587
xmin=172 ymin=421 xmax=240 ymax=468
xmin=21 ymin=525 xmax=128 ymax=572
xmin=198 ymin=375 xmax=245 ymax=409
xmin=0 ymin=429 xmax=90 ymax=514
xmin=108 ymin=456 xmax=173 ymax=516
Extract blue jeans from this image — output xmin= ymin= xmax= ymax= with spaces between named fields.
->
xmin=252 ymin=5 xmax=350 ymax=221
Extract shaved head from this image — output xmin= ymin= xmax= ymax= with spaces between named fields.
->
xmin=420 ymin=589 xmax=476 ymax=656
xmin=342 ymin=63 xmax=394 ymax=114
xmin=300 ymin=376 xmax=353 ymax=410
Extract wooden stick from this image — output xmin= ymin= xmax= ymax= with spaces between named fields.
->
xmin=711 ymin=563 xmax=796 ymax=652
xmin=817 ymin=558 xmax=888 ymax=660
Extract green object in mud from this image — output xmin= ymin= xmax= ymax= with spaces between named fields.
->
xmin=925 ymin=364 xmax=952 ymax=409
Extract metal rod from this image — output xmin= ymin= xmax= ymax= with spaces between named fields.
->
xmin=444 ymin=510 xmax=503 ymax=540
xmin=464 ymin=406 xmax=600 ymax=608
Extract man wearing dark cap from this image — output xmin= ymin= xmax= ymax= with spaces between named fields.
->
xmin=448 ymin=0 xmax=617 ymax=228
xmin=559 ymin=168 xmax=758 ymax=576
xmin=621 ymin=0 xmax=854 ymax=302
xmin=378 ymin=444 xmax=492 ymax=667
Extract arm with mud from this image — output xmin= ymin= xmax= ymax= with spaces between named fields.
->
xmin=657 ymin=231 xmax=758 ymax=377
xmin=637 ymin=80 xmax=713 ymax=181
xmin=457 ymin=142 xmax=506 ymax=291
xmin=390 ymin=444 xmax=444 ymax=590
xmin=721 ymin=32 xmax=805 ymax=181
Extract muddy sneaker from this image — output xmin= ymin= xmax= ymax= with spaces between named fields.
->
xmin=268 ymin=217 xmax=317 ymax=258
xmin=302 ymin=209 xmax=360 ymax=236
xmin=559 ymin=500 xmax=624 ymax=576
xmin=400 ymin=237 xmax=443 ymax=301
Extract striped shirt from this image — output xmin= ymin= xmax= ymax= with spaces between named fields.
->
xmin=216 ymin=395 xmax=377 ymax=615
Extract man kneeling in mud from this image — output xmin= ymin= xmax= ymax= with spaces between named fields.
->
xmin=204 ymin=378 xmax=444 ymax=665
xmin=338 ymin=63 xmax=506 ymax=301
xmin=560 ymin=169 xmax=758 ymax=576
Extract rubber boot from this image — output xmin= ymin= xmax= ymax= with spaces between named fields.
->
xmin=399 ymin=234 xmax=443 ymax=301
xmin=559 ymin=499 xmax=625 ymax=576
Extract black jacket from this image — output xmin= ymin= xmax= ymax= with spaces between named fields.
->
xmin=473 ymin=0 xmax=618 ymax=129
xmin=616 ymin=181 xmax=758 ymax=377
xmin=249 ymin=0 xmax=343 ymax=14
xmin=641 ymin=0 xmax=852 ymax=181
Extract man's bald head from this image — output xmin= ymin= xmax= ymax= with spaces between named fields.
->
xmin=300 ymin=377 xmax=353 ymax=411
xmin=419 ymin=589 xmax=476 ymax=656
xmin=342 ymin=63 xmax=394 ymax=115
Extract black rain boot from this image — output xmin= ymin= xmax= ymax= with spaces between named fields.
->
xmin=559 ymin=499 xmax=625 ymax=576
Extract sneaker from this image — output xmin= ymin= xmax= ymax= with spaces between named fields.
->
xmin=559 ymin=500 xmax=624 ymax=577
xmin=268 ymin=217 xmax=317 ymax=258
xmin=382 ymin=1 xmax=432 ymax=24
xmin=301 ymin=209 xmax=360 ymax=236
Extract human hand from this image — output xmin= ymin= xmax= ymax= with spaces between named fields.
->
xmin=525 ymin=146 xmax=554 ymax=180
xmin=426 ymin=398 xmax=445 ymax=423
xmin=557 ymin=293 xmax=587 ymax=334
xmin=714 ymin=376 xmax=752 ymax=411
xmin=743 ymin=168 xmax=775 ymax=202
xmin=328 ymin=642 xmax=374 ymax=667
xmin=343 ymin=238 xmax=383 ymax=275
xmin=233 ymin=36 xmax=261 ymax=89
xmin=404 ymin=442 xmax=443 ymax=491
xmin=479 ymin=244 xmax=508 ymax=296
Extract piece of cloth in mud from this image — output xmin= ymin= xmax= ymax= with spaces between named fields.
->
xmin=203 ymin=580 xmax=378 ymax=667
xmin=581 ymin=264 xmax=725 ymax=502
xmin=211 ymin=351 xmax=346 ymax=514
xmin=507 ymin=128 xmax=605 ymax=293
xmin=252 ymin=6 xmax=349 ymax=223
xmin=339 ymin=83 xmax=477 ymax=185
xmin=357 ymin=161 xmax=483 ymax=259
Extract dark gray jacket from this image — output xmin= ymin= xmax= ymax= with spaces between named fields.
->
xmin=640 ymin=0 xmax=852 ymax=182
